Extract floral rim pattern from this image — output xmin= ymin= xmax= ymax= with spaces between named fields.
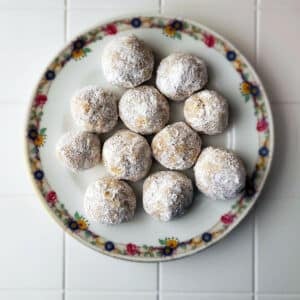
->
xmin=25 ymin=16 xmax=272 ymax=261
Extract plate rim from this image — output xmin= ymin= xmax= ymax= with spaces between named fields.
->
xmin=23 ymin=14 xmax=274 ymax=262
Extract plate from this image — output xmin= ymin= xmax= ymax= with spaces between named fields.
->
xmin=24 ymin=15 xmax=274 ymax=262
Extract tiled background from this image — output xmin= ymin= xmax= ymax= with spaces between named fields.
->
xmin=0 ymin=0 xmax=299 ymax=299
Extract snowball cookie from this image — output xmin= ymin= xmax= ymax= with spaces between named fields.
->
xmin=184 ymin=90 xmax=229 ymax=135
xmin=194 ymin=147 xmax=246 ymax=201
xmin=156 ymin=53 xmax=208 ymax=101
xmin=70 ymin=86 xmax=118 ymax=134
xmin=119 ymin=85 xmax=170 ymax=135
xmin=143 ymin=171 xmax=193 ymax=222
xmin=56 ymin=131 xmax=101 ymax=171
xmin=102 ymin=35 xmax=154 ymax=88
xmin=102 ymin=129 xmax=152 ymax=181
xmin=152 ymin=122 xmax=201 ymax=170
xmin=84 ymin=177 xmax=136 ymax=225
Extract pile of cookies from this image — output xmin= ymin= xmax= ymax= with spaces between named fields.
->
xmin=56 ymin=34 xmax=246 ymax=225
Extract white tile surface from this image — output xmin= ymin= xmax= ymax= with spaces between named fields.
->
xmin=257 ymin=295 xmax=300 ymax=300
xmin=68 ymin=0 xmax=158 ymax=9
xmin=257 ymin=0 xmax=300 ymax=103
xmin=0 ymin=0 xmax=63 ymax=9
xmin=65 ymin=291 xmax=157 ymax=300
xmin=65 ymin=236 xmax=157 ymax=291
xmin=0 ymin=10 xmax=64 ymax=102
xmin=0 ymin=291 xmax=62 ymax=300
xmin=257 ymin=190 xmax=300 ymax=293
xmin=160 ymin=215 xmax=253 ymax=292
xmin=0 ymin=195 xmax=63 ymax=288
xmin=0 ymin=103 xmax=36 ymax=195
xmin=162 ymin=0 xmax=256 ymax=63
xmin=161 ymin=294 xmax=253 ymax=300
xmin=256 ymin=108 xmax=300 ymax=293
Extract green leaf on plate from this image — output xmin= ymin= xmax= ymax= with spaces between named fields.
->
xmin=159 ymin=239 xmax=165 ymax=245
xmin=39 ymin=128 xmax=47 ymax=135
xmin=84 ymin=48 xmax=91 ymax=53
xmin=74 ymin=211 xmax=80 ymax=220
xmin=175 ymin=32 xmax=181 ymax=40
xmin=158 ymin=20 xmax=165 ymax=27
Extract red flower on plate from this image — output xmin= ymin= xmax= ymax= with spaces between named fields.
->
xmin=203 ymin=34 xmax=215 ymax=48
xmin=35 ymin=94 xmax=47 ymax=106
xmin=221 ymin=213 xmax=235 ymax=225
xmin=256 ymin=118 xmax=268 ymax=132
xmin=46 ymin=191 xmax=57 ymax=204
xmin=126 ymin=243 xmax=138 ymax=255
xmin=105 ymin=24 xmax=117 ymax=35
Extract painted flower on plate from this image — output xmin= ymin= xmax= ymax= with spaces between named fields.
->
xmin=162 ymin=246 xmax=173 ymax=256
xmin=105 ymin=241 xmax=115 ymax=251
xmin=221 ymin=213 xmax=235 ymax=225
xmin=256 ymin=118 xmax=268 ymax=132
xmin=203 ymin=34 xmax=215 ymax=47
xmin=201 ymin=232 xmax=212 ymax=243
xmin=126 ymin=243 xmax=139 ymax=255
xmin=131 ymin=17 xmax=142 ymax=28
xmin=46 ymin=191 xmax=57 ymax=204
xmin=105 ymin=24 xmax=117 ymax=35
xmin=35 ymin=94 xmax=47 ymax=106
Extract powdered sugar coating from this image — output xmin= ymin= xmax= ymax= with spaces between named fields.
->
xmin=194 ymin=147 xmax=246 ymax=200
xmin=102 ymin=129 xmax=152 ymax=182
xmin=156 ymin=53 xmax=208 ymax=101
xmin=152 ymin=122 xmax=201 ymax=170
xmin=56 ymin=131 xmax=101 ymax=172
xmin=184 ymin=90 xmax=229 ymax=135
xmin=84 ymin=177 xmax=136 ymax=224
xmin=119 ymin=85 xmax=170 ymax=135
xmin=71 ymin=86 xmax=118 ymax=134
xmin=102 ymin=35 xmax=154 ymax=88
xmin=143 ymin=171 xmax=193 ymax=222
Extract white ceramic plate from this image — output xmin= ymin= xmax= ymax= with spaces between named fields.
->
xmin=24 ymin=15 xmax=274 ymax=262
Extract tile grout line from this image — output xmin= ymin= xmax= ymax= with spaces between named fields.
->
xmin=157 ymin=263 xmax=160 ymax=300
xmin=159 ymin=0 xmax=162 ymax=14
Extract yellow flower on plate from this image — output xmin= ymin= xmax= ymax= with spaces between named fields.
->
xmin=34 ymin=135 xmax=45 ymax=147
xmin=234 ymin=59 xmax=243 ymax=71
xmin=190 ymin=237 xmax=202 ymax=247
xmin=256 ymin=156 xmax=265 ymax=170
xmin=166 ymin=238 xmax=178 ymax=248
xmin=164 ymin=25 xmax=176 ymax=37
xmin=240 ymin=81 xmax=251 ymax=95
xmin=95 ymin=237 xmax=105 ymax=247
xmin=72 ymin=49 xmax=85 ymax=60
xmin=77 ymin=218 xmax=88 ymax=230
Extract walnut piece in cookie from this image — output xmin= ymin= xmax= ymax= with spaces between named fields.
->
xmin=152 ymin=122 xmax=201 ymax=170
xmin=84 ymin=177 xmax=136 ymax=225
xmin=56 ymin=131 xmax=101 ymax=172
xmin=102 ymin=129 xmax=152 ymax=182
xmin=143 ymin=171 xmax=193 ymax=222
xmin=156 ymin=52 xmax=208 ymax=101
xmin=119 ymin=85 xmax=170 ymax=135
xmin=102 ymin=34 xmax=154 ymax=88
xmin=194 ymin=147 xmax=246 ymax=200
xmin=184 ymin=90 xmax=229 ymax=135
xmin=70 ymin=86 xmax=118 ymax=134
